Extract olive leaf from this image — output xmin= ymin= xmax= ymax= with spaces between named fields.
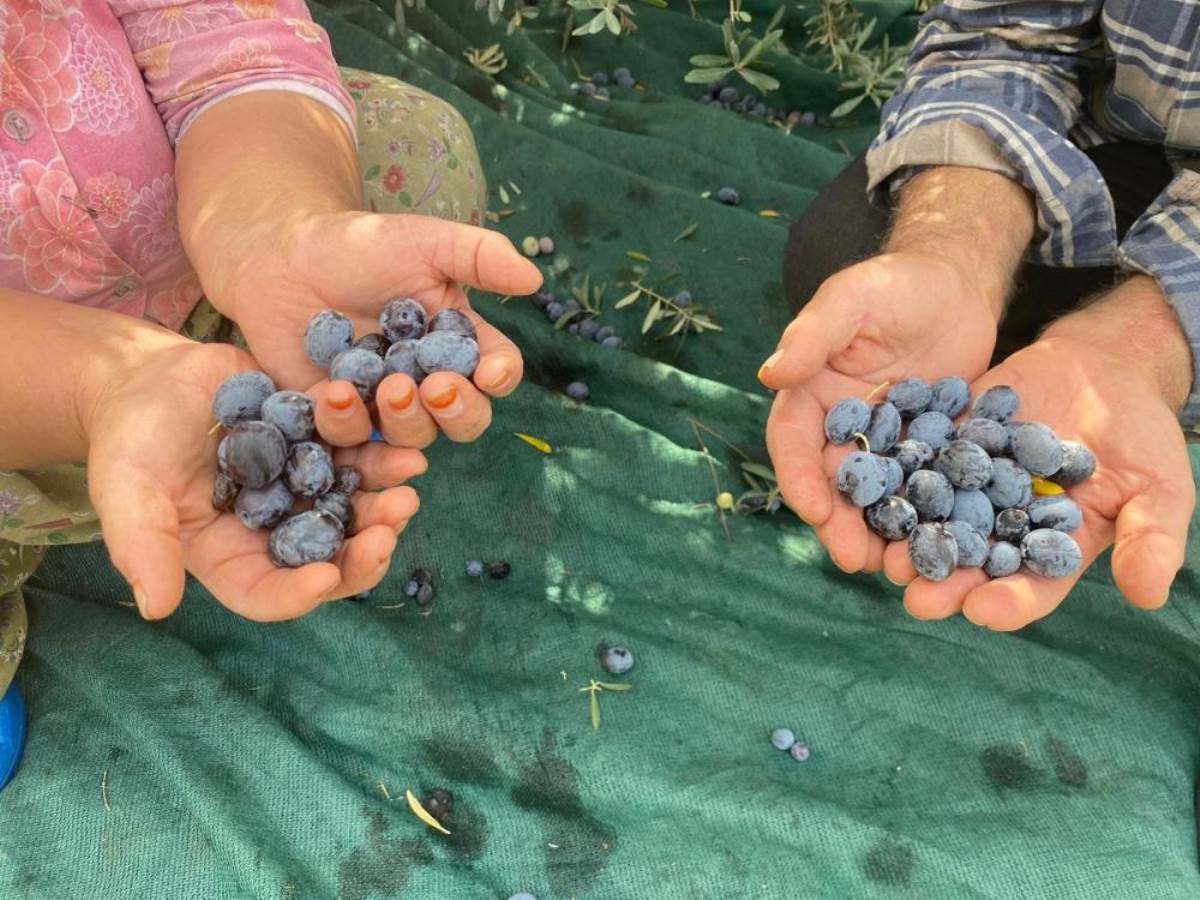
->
xmin=685 ymin=14 xmax=785 ymax=93
xmin=642 ymin=298 xmax=663 ymax=334
xmin=689 ymin=54 xmax=732 ymax=67
xmin=741 ymin=461 xmax=778 ymax=482
xmin=474 ymin=0 xmax=507 ymax=25
xmin=739 ymin=68 xmax=780 ymax=92
xmin=617 ymin=267 xmax=722 ymax=341
xmin=673 ymin=222 xmax=699 ymax=242
xmin=515 ymin=433 xmax=553 ymax=454
xmin=684 ymin=67 xmax=732 ymax=84
xmin=394 ymin=0 xmax=424 ymax=30
xmin=832 ymin=34 xmax=908 ymax=118
xmin=614 ymin=289 xmax=641 ymax=309
xmin=406 ymin=789 xmax=451 ymax=835
xmin=579 ymin=679 xmax=633 ymax=731
xmin=505 ymin=2 xmax=538 ymax=33
xmin=568 ymin=0 xmax=638 ymax=37
xmin=463 ymin=44 xmax=507 ymax=76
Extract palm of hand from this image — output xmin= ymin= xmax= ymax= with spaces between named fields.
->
xmin=818 ymin=254 xmax=998 ymax=385
xmin=86 ymin=342 xmax=424 ymax=621
xmin=766 ymin=253 xmax=1000 ymax=571
xmin=888 ymin=336 xmax=1194 ymax=629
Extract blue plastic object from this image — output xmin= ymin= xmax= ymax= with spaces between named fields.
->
xmin=0 ymin=679 xmax=26 ymax=791
xmin=370 ymin=429 xmax=384 ymax=442
xmin=0 ymin=681 xmax=25 ymax=787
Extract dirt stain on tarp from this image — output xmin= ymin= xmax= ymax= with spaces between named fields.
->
xmin=511 ymin=731 xmax=616 ymax=897
xmin=981 ymin=743 xmax=1040 ymax=791
xmin=440 ymin=802 xmax=490 ymax=862
xmin=861 ymin=837 xmax=915 ymax=888
xmin=422 ymin=737 xmax=503 ymax=787
xmin=625 ymin=180 xmax=655 ymax=206
xmin=558 ymin=199 xmax=591 ymax=244
xmin=1045 ymin=736 xmax=1088 ymax=789
xmin=338 ymin=809 xmax=432 ymax=900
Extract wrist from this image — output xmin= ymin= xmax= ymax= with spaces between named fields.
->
xmin=885 ymin=166 xmax=1036 ymax=320
xmin=1043 ymin=275 xmax=1194 ymax=414
xmin=176 ymin=90 xmax=362 ymax=320
xmin=0 ymin=292 xmax=189 ymax=469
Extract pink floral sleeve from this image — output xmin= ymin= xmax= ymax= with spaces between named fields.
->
xmin=110 ymin=0 xmax=356 ymax=144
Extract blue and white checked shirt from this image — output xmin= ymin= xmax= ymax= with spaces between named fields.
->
xmin=866 ymin=1 xmax=1200 ymax=425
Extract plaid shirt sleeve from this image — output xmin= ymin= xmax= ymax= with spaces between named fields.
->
xmin=1118 ymin=169 xmax=1200 ymax=426
xmin=865 ymin=1 xmax=1114 ymax=268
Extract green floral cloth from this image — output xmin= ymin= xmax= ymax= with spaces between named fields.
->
xmin=0 ymin=67 xmax=486 ymax=699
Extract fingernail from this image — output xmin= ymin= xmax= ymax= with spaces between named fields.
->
xmin=487 ymin=369 xmax=511 ymax=392
xmin=829 ymin=554 xmax=851 ymax=574
xmin=884 ymin=573 xmax=904 ymax=587
xmin=131 ymin=577 xmax=150 ymax=619
xmin=329 ymin=391 xmax=354 ymax=411
xmin=961 ymin=604 xmax=984 ymax=626
xmin=388 ymin=387 xmax=415 ymax=412
xmin=427 ymin=386 xmax=458 ymax=411
xmin=759 ymin=350 xmax=783 ymax=377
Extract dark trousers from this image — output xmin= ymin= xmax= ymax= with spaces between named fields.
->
xmin=782 ymin=143 xmax=1176 ymax=363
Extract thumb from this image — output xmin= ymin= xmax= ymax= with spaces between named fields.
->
xmin=1110 ymin=474 xmax=1194 ymax=610
xmin=91 ymin=460 xmax=185 ymax=620
xmin=758 ymin=288 xmax=865 ymax=391
xmin=411 ymin=218 xmax=543 ymax=296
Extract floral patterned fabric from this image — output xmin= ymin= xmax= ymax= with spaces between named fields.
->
xmin=347 ymin=71 xmax=486 ymax=224
xmin=0 ymin=66 xmax=487 ymax=698
xmin=0 ymin=1 xmax=354 ymax=331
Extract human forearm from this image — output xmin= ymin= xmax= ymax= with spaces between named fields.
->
xmin=1042 ymin=274 xmax=1193 ymax=415
xmin=885 ymin=166 xmax=1037 ymax=320
xmin=0 ymin=292 xmax=185 ymax=469
xmin=175 ymin=91 xmax=361 ymax=313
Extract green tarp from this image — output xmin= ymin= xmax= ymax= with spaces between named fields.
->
xmin=3 ymin=1 xmax=1200 ymax=897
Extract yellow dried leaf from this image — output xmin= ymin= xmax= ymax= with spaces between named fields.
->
xmin=626 ymin=250 xmax=652 ymax=262
xmin=406 ymin=789 xmax=451 ymax=836
xmin=515 ymin=433 xmax=553 ymax=454
xmin=758 ymin=209 xmax=783 ymax=218
xmin=1032 ymin=478 xmax=1064 ymax=496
